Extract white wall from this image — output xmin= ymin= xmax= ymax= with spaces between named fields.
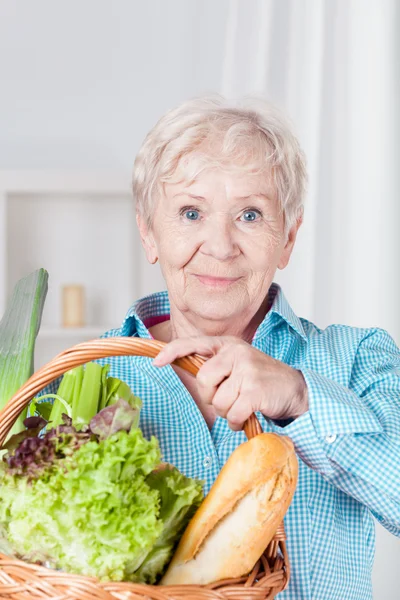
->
xmin=0 ymin=0 xmax=228 ymax=170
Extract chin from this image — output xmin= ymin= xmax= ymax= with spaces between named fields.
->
xmin=188 ymin=295 xmax=242 ymax=321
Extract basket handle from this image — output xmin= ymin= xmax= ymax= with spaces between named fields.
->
xmin=0 ymin=337 xmax=263 ymax=445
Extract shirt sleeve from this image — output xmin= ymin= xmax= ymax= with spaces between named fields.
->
xmin=275 ymin=327 xmax=400 ymax=537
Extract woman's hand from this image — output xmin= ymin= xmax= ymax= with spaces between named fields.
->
xmin=153 ymin=336 xmax=308 ymax=431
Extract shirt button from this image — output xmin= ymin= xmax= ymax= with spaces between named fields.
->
xmin=325 ymin=434 xmax=337 ymax=444
xmin=203 ymin=456 xmax=212 ymax=468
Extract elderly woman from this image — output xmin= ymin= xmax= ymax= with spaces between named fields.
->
xmin=48 ymin=95 xmax=400 ymax=599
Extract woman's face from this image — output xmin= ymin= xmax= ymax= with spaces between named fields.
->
xmin=138 ymin=164 xmax=302 ymax=325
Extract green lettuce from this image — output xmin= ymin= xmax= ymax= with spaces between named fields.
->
xmin=136 ymin=465 xmax=204 ymax=583
xmin=0 ymin=427 xmax=162 ymax=580
xmin=0 ymin=405 xmax=203 ymax=583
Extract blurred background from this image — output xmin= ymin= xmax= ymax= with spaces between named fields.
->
xmin=0 ymin=1 xmax=399 ymax=597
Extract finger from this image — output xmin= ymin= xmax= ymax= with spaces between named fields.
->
xmin=226 ymin=396 xmax=254 ymax=432
xmin=153 ymin=336 xmax=228 ymax=367
xmin=211 ymin=375 xmax=240 ymax=418
xmin=195 ymin=350 xmax=235 ymax=404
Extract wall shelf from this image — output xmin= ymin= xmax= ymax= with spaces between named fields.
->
xmin=39 ymin=326 xmax=114 ymax=338
xmin=0 ymin=170 xmax=165 ymax=370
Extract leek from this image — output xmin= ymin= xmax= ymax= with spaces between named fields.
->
xmin=0 ymin=268 xmax=48 ymax=437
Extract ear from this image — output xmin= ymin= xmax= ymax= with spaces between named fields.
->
xmin=136 ymin=212 xmax=158 ymax=264
xmin=277 ymin=211 xmax=303 ymax=270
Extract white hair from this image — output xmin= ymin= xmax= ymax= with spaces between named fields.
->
xmin=132 ymin=93 xmax=308 ymax=237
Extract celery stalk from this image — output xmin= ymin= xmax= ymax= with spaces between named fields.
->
xmin=73 ymin=362 xmax=103 ymax=425
xmin=48 ymin=364 xmax=106 ymax=429
xmin=47 ymin=369 xmax=79 ymax=429
xmin=43 ymin=361 xmax=142 ymax=431
xmin=98 ymin=365 xmax=110 ymax=411
xmin=0 ymin=269 xmax=48 ymax=437
xmin=70 ymin=366 xmax=84 ymax=421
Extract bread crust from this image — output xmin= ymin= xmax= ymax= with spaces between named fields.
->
xmin=161 ymin=432 xmax=298 ymax=585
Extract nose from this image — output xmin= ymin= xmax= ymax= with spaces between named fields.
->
xmin=200 ymin=215 xmax=239 ymax=261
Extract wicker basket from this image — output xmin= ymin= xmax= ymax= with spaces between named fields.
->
xmin=0 ymin=337 xmax=291 ymax=600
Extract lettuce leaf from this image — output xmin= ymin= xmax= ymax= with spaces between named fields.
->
xmin=105 ymin=376 xmax=142 ymax=416
xmin=0 ymin=428 xmax=164 ymax=581
xmin=89 ymin=399 xmax=140 ymax=440
xmin=135 ymin=465 xmax=204 ymax=584
xmin=0 ymin=397 xmax=204 ymax=583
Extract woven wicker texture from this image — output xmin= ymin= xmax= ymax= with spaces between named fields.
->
xmin=0 ymin=338 xmax=290 ymax=599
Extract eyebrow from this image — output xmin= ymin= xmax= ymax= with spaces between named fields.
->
xmin=173 ymin=192 xmax=273 ymax=202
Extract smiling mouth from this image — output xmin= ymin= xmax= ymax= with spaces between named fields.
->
xmin=194 ymin=274 xmax=242 ymax=287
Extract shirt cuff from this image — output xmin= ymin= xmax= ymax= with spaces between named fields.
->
xmin=298 ymin=368 xmax=383 ymax=437
xmin=265 ymin=368 xmax=383 ymax=477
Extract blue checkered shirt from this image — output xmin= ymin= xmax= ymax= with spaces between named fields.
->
xmin=40 ymin=283 xmax=400 ymax=599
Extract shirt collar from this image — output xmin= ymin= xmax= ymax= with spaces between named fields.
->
xmin=120 ymin=282 xmax=308 ymax=343
xmin=264 ymin=283 xmax=308 ymax=343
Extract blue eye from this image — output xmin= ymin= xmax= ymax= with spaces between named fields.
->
xmin=183 ymin=209 xmax=200 ymax=221
xmin=241 ymin=210 xmax=261 ymax=222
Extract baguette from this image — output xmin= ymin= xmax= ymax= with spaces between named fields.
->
xmin=160 ymin=432 xmax=298 ymax=586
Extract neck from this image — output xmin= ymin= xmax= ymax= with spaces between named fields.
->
xmin=163 ymin=296 xmax=270 ymax=344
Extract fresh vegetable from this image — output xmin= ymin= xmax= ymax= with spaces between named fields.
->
xmin=0 ymin=269 xmax=48 ymax=437
xmin=43 ymin=363 xmax=142 ymax=429
xmin=0 ymin=272 xmax=202 ymax=582
xmin=136 ymin=465 xmax=205 ymax=584
xmin=0 ymin=401 xmax=203 ymax=583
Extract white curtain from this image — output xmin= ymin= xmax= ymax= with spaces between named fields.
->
xmin=219 ymin=4 xmax=400 ymax=595
xmin=220 ymin=0 xmax=400 ymax=345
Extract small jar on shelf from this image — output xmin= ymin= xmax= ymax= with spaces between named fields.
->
xmin=62 ymin=284 xmax=85 ymax=328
